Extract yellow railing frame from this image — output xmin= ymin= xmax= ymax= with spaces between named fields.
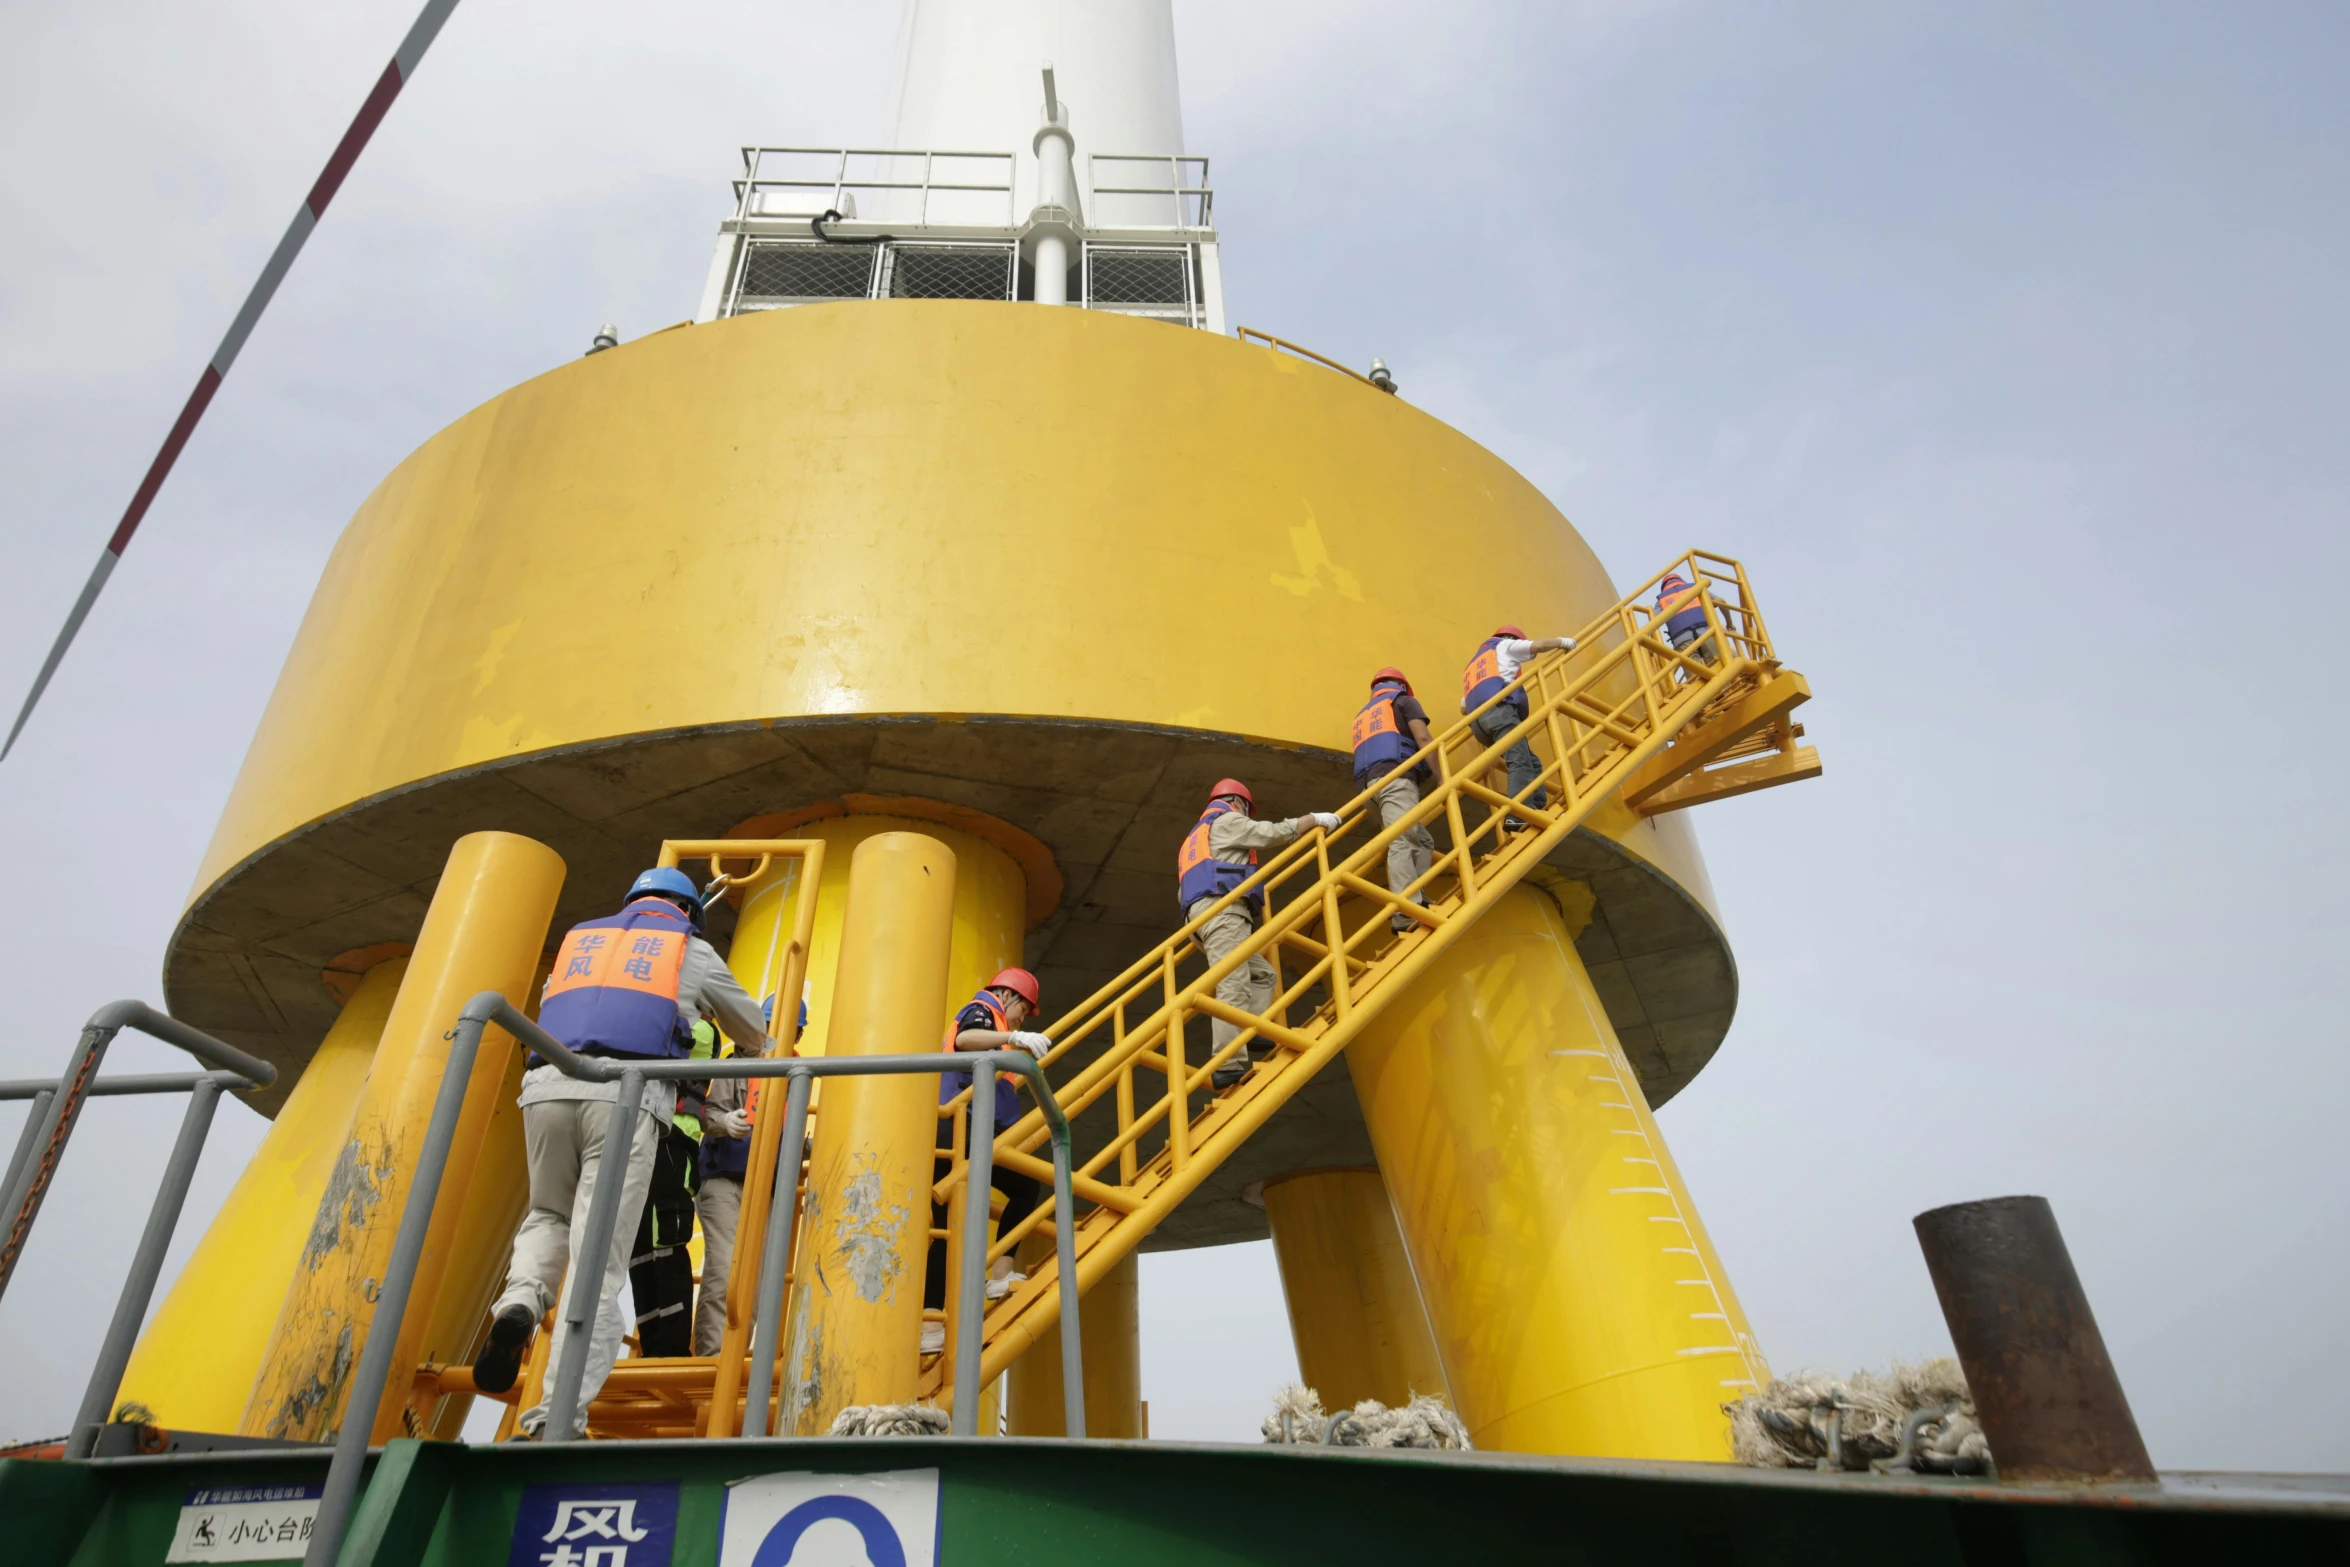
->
xmin=924 ymin=550 xmax=1805 ymax=1402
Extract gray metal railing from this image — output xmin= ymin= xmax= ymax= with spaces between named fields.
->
xmin=0 ymin=1000 xmax=276 ymax=1459
xmin=306 ymin=990 xmax=1083 ymax=1567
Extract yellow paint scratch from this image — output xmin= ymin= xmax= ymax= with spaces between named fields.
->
xmin=1270 ymin=505 xmax=1363 ymax=600
xmin=470 ymin=621 xmax=523 ymax=695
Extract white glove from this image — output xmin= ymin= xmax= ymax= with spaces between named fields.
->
xmin=1310 ymin=812 xmax=1342 ymax=832
xmin=1009 ymin=1031 xmax=1052 ymax=1060
xmin=704 ymin=1107 xmax=751 ymax=1139
xmin=1556 ymin=636 xmax=1576 ymax=651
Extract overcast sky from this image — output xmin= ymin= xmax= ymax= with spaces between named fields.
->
xmin=3 ymin=1 xmax=2346 ymax=1467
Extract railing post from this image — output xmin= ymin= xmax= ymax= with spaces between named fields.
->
xmin=1109 ymin=1047 xmax=1137 ymax=1184
xmin=951 ymin=1059 xmax=997 ymax=1436
xmin=0 ymin=1087 xmax=55 ymax=1245
xmin=742 ymin=1067 xmax=813 ymax=1439
xmin=1163 ymin=950 xmax=1190 ymax=1172
xmin=1050 ymin=1112 xmax=1085 ymax=1441
xmin=0 ymin=1021 xmax=118 ymax=1301
xmin=65 ymin=1073 xmax=227 ymax=1457
xmin=1317 ymin=831 xmax=1350 ymax=1022
xmin=544 ymin=1065 xmax=648 ymax=1442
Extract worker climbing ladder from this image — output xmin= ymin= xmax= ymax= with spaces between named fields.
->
xmin=924 ymin=549 xmax=1815 ymax=1407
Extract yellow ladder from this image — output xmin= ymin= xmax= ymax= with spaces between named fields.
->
xmin=925 ymin=550 xmax=1817 ymax=1403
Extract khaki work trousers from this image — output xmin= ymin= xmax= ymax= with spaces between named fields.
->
xmin=1374 ymin=773 xmax=1436 ymax=909
xmin=1190 ymin=898 xmax=1275 ymax=1058
xmin=691 ymin=1173 xmax=743 ymax=1357
xmin=494 ymin=1094 xmax=663 ymax=1439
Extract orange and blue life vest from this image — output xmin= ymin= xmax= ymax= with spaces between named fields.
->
xmin=1657 ymin=576 xmax=1708 ymax=640
xmin=699 ymin=994 xmax=805 ymax=1182
xmin=1177 ymin=800 xmax=1262 ymax=917
xmin=941 ymin=990 xmax=1022 ymax=1123
xmin=1351 ymin=682 xmax=1414 ymax=785
xmin=538 ymin=897 xmax=696 ymax=1060
xmin=700 ymin=1087 xmax=754 ymax=1180
xmin=699 ymin=1074 xmax=756 ymax=1182
xmin=1462 ymin=637 xmax=1528 ymax=719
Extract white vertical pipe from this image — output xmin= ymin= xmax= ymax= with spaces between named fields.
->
xmin=1034 ymin=233 xmax=1070 ymax=305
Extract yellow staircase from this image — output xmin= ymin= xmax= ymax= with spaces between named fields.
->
xmin=924 ymin=550 xmax=1818 ymax=1406
xmin=428 ymin=549 xmax=1816 ymax=1436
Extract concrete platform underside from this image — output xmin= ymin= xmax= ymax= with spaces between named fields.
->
xmin=165 ymin=715 xmax=1735 ymax=1250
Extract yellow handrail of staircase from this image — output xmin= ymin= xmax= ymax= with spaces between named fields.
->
xmin=924 ymin=550 xmax=1809 ymax=1403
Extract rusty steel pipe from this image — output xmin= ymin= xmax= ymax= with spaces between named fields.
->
xmin=1913 ymin=1195 xmax=2156 ymax=1483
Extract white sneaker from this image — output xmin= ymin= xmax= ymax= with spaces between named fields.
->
xmin=919 ymin=1321 xmax=945 ymax=1355
xmin=985 ymin=1270 xmax=1027 ymax=1301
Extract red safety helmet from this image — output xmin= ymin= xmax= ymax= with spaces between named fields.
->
xmin=1208 ymin=777 xmax=1255 ymax=809
xmin=1370 ymin=666 xmax=1413 ymax=694
xmin=1492 ymin=624 xmax=1526 ymax=639
xmin=986 ymin=967 xmax=1042 ymax=1010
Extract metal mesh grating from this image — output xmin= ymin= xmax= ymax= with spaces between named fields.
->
xmin=1087 ymin=250 xmax=1190 ymax=307
xmin=735 ymin=242 xmax=875 ymax=305
xmin=885 ymin=245 xmax=1016 ymax=300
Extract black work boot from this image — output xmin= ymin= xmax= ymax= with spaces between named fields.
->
xmin=472 ymin=1302 xmax=537 ymax=1394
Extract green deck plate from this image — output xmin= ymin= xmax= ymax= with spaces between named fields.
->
xmin=23 ymin=1438 xmax=2350 ymax=1567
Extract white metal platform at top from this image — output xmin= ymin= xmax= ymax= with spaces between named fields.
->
xmin=694 ymin=145 xmax=1223 ymax=332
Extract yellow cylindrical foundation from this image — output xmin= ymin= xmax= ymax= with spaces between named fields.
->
xmin=779 ymin=831 xmax=958 ymax=1435
xmin=113 ymin=956 xmax=406 ymax=1432
xmin=1262 ymin=1168 xmax=1449 ymax=1412
xmin=241 ymin=831 xmax=565 ymax=1440
xmin=1006 ymin=1244 xmax=1143 ymax=1439
xmin=1346 ymin=884 xmax=1767 ymax=1458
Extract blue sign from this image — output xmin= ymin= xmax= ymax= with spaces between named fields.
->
xmin=508 ymin=1482 xmax=679 ymax=1567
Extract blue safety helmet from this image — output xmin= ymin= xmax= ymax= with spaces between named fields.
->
xmin=627 ymin=866 xmax=706 ymax=927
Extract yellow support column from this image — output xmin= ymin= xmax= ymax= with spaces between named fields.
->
xmin=711 ymin=812 xmax=1029 ymax=1434
xmin=1346 ymin=884 xmax=1767 ymax=1458
xmin=241 ymin=831 xmax=565 ymax=1440
xmin=415 ymin=1048 xmax=532 ymax=1437
xmin=1262 ymin=1168 xmax=1449 ymax=1412
xmin=778 ymin=831 xmax=957 ymax=1434
xmin=111 ymin=956 xmax=407 ymax=1432
xmin=1006 ymin=1244 xmax=1143 ymax=1438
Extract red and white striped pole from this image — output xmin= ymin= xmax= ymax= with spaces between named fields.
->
xmin=2 ymin=0 xmax=465 ymax=761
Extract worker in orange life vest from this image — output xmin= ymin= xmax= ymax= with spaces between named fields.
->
xmin=919 ymin=967 xmax=1051 ymax=1355
xmin=473 ymin=867 xmax=775 ymax=1439
xmin=1352 ymin=668 xmax=1439 ymax=935
xmin=1460 ymin=624 xmax=1576 ymax=833
xmin=1654 ymin=572 xmax=1714 ymax=672
xmin=1177 ymin=780 xmax=1341 ymax=1090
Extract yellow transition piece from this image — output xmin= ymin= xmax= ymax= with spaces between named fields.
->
xmin=1347 ymin=884 xmax=1767 ymax=1458
xmin=191 ymin=303 xmax=1716 ymax=945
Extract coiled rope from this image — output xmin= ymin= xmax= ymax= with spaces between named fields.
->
xmin=1260 ymin=1385 xmax=1471 ymax=1450
xmin=1725 ymin=1358 xmax=1993 ymax=1474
